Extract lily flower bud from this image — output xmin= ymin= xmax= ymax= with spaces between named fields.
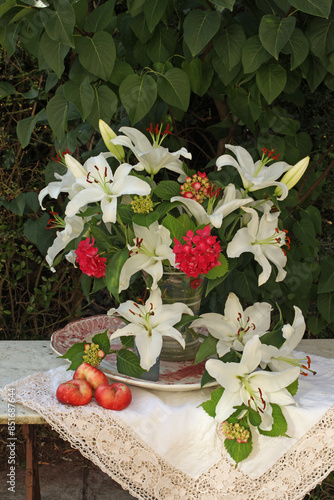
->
xmin=64 ymin=155 xmax=87 ymax=178
xmin=274 ymin=156 xmax=310 ymax=197
xmin=99 ymin=120 xmax=125 ymax=162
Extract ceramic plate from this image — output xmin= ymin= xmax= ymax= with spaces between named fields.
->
xmin=50 ymin=315 xmax=217 ymax=392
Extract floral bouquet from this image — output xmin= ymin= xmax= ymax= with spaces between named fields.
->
xmin=40 ymin=119 xmax=314 ymax=464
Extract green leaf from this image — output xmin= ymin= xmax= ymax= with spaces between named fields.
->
xmin=130 ymin=13 xmax=151 ymax=43
xmin=293 ymin=216 xmax=315 ymax=246
xmin=302 ymin=55 xmax=327 ymax=92
xmin=256 ymin=62 xmax=287 ymax=104
xmin=109 ymin=61 xmax=134 ymax=86
xmin=162 ymin=213 xmax=188 ymax=243
xmin=46 ymin=87 xmax=68 ymax=141
xmin=87 ymin=85 xmax=118 ymax=130
xmin=143 ymin=0 xmax=168 ymax=32
xmin=304 ymin=206 xmax=322 ymax=234
xmin=0 ymin=82 xmax=16 ymax=99
xmin=116 ymin=349 xmax=146 ymax=378
xmin=206 ymin=254 xmax=229 ymax=279
xmin=259 ymin=14 xmax=296 ymax=60
xmin=23 ymin=212 xmax=57 ymax=256
xmin=233 ymin=268 xmax=259 ymax=303
xmin=306 ymin=18 xmax=334 ymax=61
xmin=214 ymin=23 xmax=246 ymax=71
xmin=40 ymin=31 xmax=70 ymax=78
xmin=282 ymin=28 xmax=309 ymax=71
xmin=119 ymin=74 xmax=157 ymax=125
xmin=84 ymin=0 xmax=115 ymax=32
xmin=17 ymin=115 xmax=38 ymax=149
xmin=241 ymin=35 xmax=272 ymax=73
xmin=307 ymin=316 xmax=326 ymax=336
xmin=317 ymin=293 xmax=334 ymax=323
xmin=259 ymin=403 xmax=288 ymax=437
xmin=80 ymin=273 xmax=92 ymax=301
xmin=59 ymin=342 xmax=86 ymax=370
xmin=211 ymin=0 xmax=236 ymax=9
xmin=318 ymin=258 xmax=334 ymax=293
xmin=157 ymin=68 xmax=190 ymax=111
xmin=105 ymin=249 xmax=129 ymax=302
xmin=227 ymin=87 xmax=260 ymax=132
xmin=147 ymin=26 xmax=177 ymax=63
xmin=224 ymin=432 xmax=253 ymax=465
xmin=181 ymin=58 xmax=213 ymax=97
xmin=194 ymin=335 xmax=218 ymax=364
xmin=76 ymin=31 xmax=116 ymax=80
xmin=290 ymin=0 xmax=332 ymax=18
xmin=92 ymin=329 xmax=111 ymax=355
xmin=200 ymin=387 xmax=224 ymax=418
xmin=153 ymin=180 xmax=180 ymax=200
xmin=286 ymin=378 xmax=299 ymax=397
xmin=248 ymin=408 xmax=262 ymax=427
xmin=88 ymin=224 xmax=112 ymax=252
xmin=40 ymin=0 xmax=75 ymax=47
xmin=183 ymin=9 xmax=221 ymax=57
xmin=63 ymin=77 xmax=94 ymax=121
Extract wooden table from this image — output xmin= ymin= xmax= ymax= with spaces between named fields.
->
xmin=1 ymin=339 xmax=334 ymax=500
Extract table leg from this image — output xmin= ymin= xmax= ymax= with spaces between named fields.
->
xmin=22 ymin=424 xmax=41 ymax=500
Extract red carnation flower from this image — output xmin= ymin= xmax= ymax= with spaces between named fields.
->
xmin=173 ymin=225 xmax=221 ymax=278
xmin=75 ymin=237 xmax=107 ymax=278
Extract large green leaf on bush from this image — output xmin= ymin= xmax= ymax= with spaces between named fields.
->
xmin=23 ymin=213 xmax=57 ymax=256
xmin=317 ymin=293 xmax=334 ymax=323
xmin=256 ymin=62 xmax=286 ymax=104
xmin=147 ymin=26 xmax=177 ymax=63
xmin=76 ymin=31 xmax=116 ymax=80
xmin=181 ymin=58 xmax=213 ymax=97
xmin=302 ymin=55 xmax=327 ymax=91
xmin=306 ymin=18 xmax=334 ymax=61
xmin=130 ymin=13 xmax=151 ymax=43
xmin=106 ymin=249 xmax=129 ymax=302
xmin=63 ymin=77 xmax=94 ymax=121
xmin=120 ymin=73 xmax=157 ymax=125
xmin=46 ymin=87 xmax=68 ymax=141
xmin=290 ymin=0 xmax=332 ymax=18
xmin=183 ymin=9 xmax=221 ymax=57
xmin=157 ymin=68 xmax=190 ymax=111
xmin=16 ymin=109 xmax=45 ymax=148
xmin=211 ymin=0 xmax=236 ymax=9
xmin=282 ymin=28 xmax=309 ymax=70
xmin=214 ymin=23 xmax=246 ymax=71
xmin=87 ymin=85 xmax=117 ymax=129
xmin=39 ymin=0 xmax=75 ymax=47
xmin=0 ymin=82 xmax=16 ymax=99
xmin=227 ymin=87 xmax=262 ymax=132
xmin=259 ymin=14 xmax=296 ymax=60
xmin=84 ymin=0 xmax=115 ymax=32
xmin=318 ymin=257 xmax=334 ymax=293
xmin=40 ymin=31 xmax=70 ymax=78
xmin=143 ymin=0 xmax=168 ymax=32
xmin=241 ymin=35 xmax=272 ymax=73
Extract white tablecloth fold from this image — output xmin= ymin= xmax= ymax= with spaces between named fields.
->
xmin=2 ymin=350 xmax=334 ymax=499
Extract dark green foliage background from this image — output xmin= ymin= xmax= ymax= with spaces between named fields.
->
xmin=1 ymin=0 xmax=334 ymax=339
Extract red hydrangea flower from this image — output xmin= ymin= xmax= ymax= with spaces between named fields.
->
xmin=75 ymin=237 xmax=107 ymax=278
xmin=173 ymin=226 xmax=221 ymax=278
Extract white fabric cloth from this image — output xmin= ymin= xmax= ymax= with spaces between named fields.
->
xmin=1 ymin=350 xmax=334 ymax=498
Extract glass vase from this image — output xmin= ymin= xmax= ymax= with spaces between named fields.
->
xmin=158 ymin=268 xmax=204 ymax=361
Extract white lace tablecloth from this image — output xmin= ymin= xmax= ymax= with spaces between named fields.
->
xmin=2 ymin=351 xmax=334 ymax=500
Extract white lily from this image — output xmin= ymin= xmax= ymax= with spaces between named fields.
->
xmin=260 ymin=306 xmax=309 ymax=372
xmin=171 ymin=184 xmax=253 ymax=228
xmin=227 ymin=206 xmax=288 ymax=286
xmin=46 ymin=215 xmax=85 ymax=272
xmin=216 ymin=145 xmax=292 ymax=200
xmin=39 ymin=153 xmax=111 ymax=209
xmin=191 ymin=292 xmax=272 ymax=356
xmin=108 ymin=288 xmax=193 ymax=370
xmin=206 ymin=336 xmax=300 ymax=430
xmin=111 ymin=125 xmax=191 ymax=179
xmin=65 ymin=153 xmax=151 ymax=223
xmin=119 ymin=222 xmax=175 ymax=292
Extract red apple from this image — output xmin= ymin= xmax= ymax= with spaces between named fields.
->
xmin=73 ymin=363 xmax=108 ymax=390
xmin=56 ymin=379 xmax=93 ymax=406
xmin=95 ymin=383 xmax=132 ymax=411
